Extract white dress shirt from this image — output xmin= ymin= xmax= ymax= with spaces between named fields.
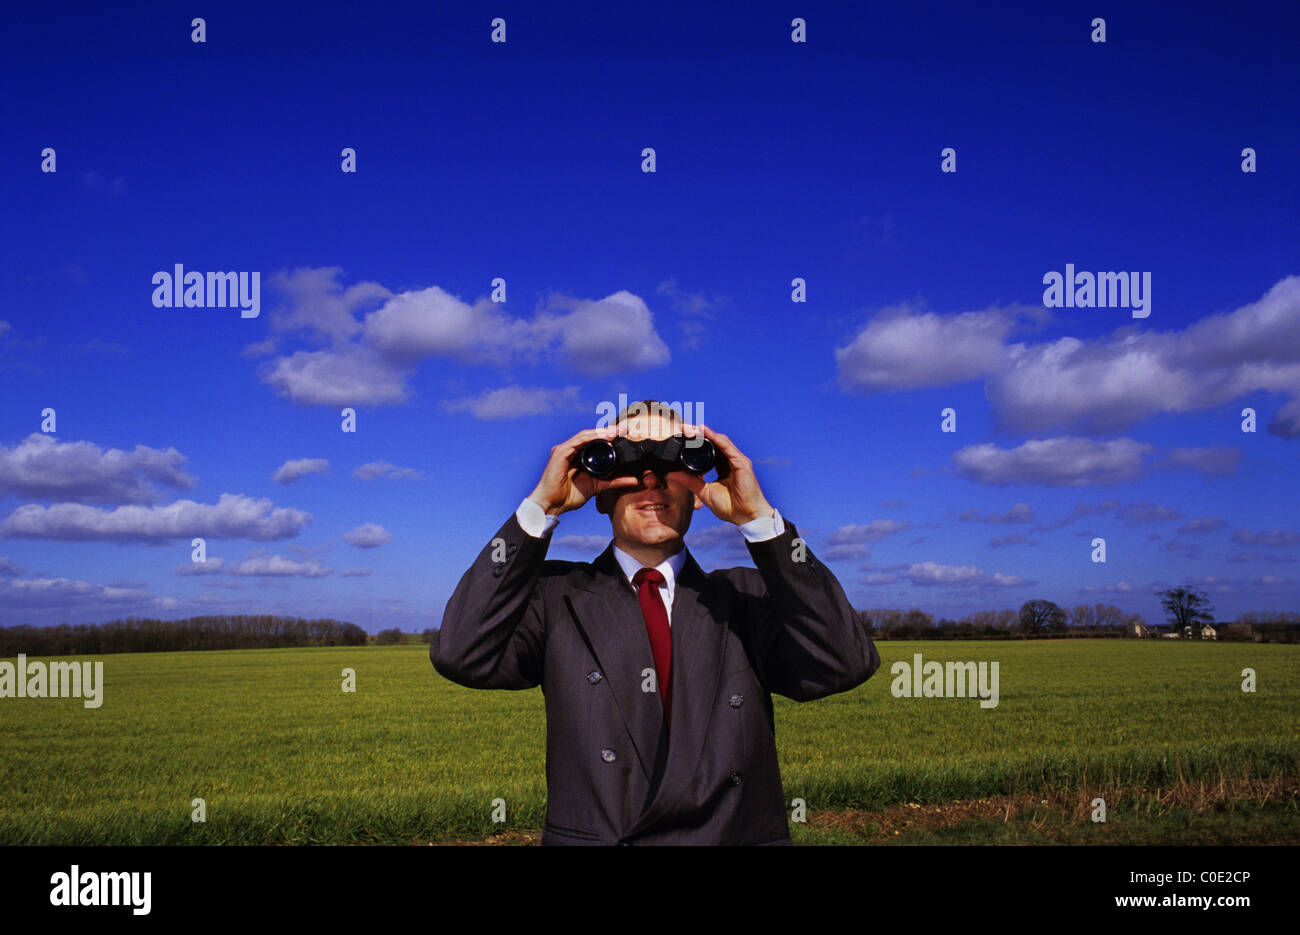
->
xmin=514 ymin=496 xmax=786 ymax=627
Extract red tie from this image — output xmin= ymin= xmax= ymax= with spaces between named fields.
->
xmin=633 ymin=567 xmax=672 ymax=728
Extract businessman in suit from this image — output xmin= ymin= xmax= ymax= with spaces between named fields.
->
xmin=431 ymin=401 xmax=879 ymax=844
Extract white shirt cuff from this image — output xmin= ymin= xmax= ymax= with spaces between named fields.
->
xmin=738 ymin=506 xmax=784 ymax=542
xmin=516 ymin=497 xmax=559 ymax=538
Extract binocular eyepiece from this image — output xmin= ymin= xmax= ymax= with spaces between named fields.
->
xmin=575 ymin=434 xmax=718 ymax=478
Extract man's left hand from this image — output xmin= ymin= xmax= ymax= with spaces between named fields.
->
xmin=667 ymin=424 xmax=775 ymax=527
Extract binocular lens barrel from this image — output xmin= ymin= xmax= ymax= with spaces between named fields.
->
xmin=577 ymin=437 xmax=716 ymax=478
xmin=678 ymin=442 xmax=714 ymax=474
xmin=579 ymin=439 xmax=618 ymax=476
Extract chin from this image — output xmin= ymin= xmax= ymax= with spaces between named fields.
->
xmin=623 ymin=522 xmax=685 ymax=546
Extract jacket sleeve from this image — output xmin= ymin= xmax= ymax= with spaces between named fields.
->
xmin=742 ymin=519 xmax=880 ymax=701
xmin=430 ymin=512 xmax=550 ymax=690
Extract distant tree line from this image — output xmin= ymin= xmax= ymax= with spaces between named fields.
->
xmin=0 ymin=615 xmax=367 ymax=657
xmin=857 ymin=603 xmax=1142 ymax=640
xmin=1214 ymin=612 xmax=1300 ymax=644
xmin=859 ymin=595 xmax=1300 ymax=643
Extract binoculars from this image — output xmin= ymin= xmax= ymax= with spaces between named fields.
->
xmin=574 ymin=434 xmax=719 ymax=478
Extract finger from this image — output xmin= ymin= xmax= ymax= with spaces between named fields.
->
xmin=693 ymin=424 xmax=747 ymax=469
xmin=693 ymin=423 xmax=734 ymax=451
xmin=554 ymin=425 xmax=619 ymax=461
xmin=665 ymin=470 xmax=705 ymax=495
xmin=594 ymin=475 xmax=641 ymax=494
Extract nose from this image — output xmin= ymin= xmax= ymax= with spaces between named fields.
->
xmin=638 ymin=468 xmax=668 ymax=488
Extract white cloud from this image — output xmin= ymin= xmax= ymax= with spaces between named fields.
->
xmin=443 ymin=385 xmax=585 ymax=420
xmin=1231 ymin=528 xmax=1300 ymax=547
xmin=0 ymin=575 xmax=147 ymax=608
xmin=836 ymin=277 xmax=1300 ymax=438
xmin=227 ymin=555 xmax=331 ymax=577
xmin=254 ymin=269 xmax=673 ymax=406
xmin=260 ymin=346 xmax=412 ymax=406
xmin=532 ymin=291 xmax=671 ymax=377
xmin=353 ymin=461 xmax=424 ymax=481
xmin=828 ymin=520 xmax=911 ymax=543
xmin=1157 ymin=447 xmax=1240 ymax=475
xmin=176 ymin=558 xmax=226 ymax=575
xmin=860 ymin=571 xmax=900 ymax=585
xmin=657 ymin=277 xmax=719 ymax=350
xmin=0 ymin=493 xmax=311 ymax=543
xmin=953 ymin=437 xmax=1155 ymax=487
xmin=821 ymin=521 xmax=911 ymax=561
xmin=0 ymin=433 xmax=195 ymax=504
xmin=686 ymin=525 xmax=746 ymax=550
xmin=343 ymin=522 xmax=393 ymax=548
xmin=1079 ymin=580 xmax=1141 ymax=594
xmin=364 ymin=285 xmax=525 ymax=364
xmin=553 ymin=535 xmax=611 ymax=552
xmin=266 ymin=266 xmax=390 ymax=344
xmin=988 ymin=572 xmax=1029 ymax=586
xmin=823 ymin=543 xmax=872 ymax=561
xmin=906 ymin=561 xmax=985 ymax=585
xmin=857 ymin=560 xmax=1029 ymax=588
xmin=272 ymin=458 xmax=329 ymax=484
xmin=988 ymin=278 xmax=1300 ymax=435
xmin=835 ymin=304 xmax=1018 ymax=392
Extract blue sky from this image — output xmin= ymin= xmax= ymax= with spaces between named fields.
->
xmin=2 ymin=0 xmax=1297 ymax=631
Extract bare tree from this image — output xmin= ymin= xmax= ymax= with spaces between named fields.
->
xmin=1069 ymin=604 xmax=1096 ymax=628
xmin=1157 ymin=586 xmax=1215 ymax=637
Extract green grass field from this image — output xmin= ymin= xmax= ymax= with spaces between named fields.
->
xmin=1 ymin=640 xmax=1296 ymax=844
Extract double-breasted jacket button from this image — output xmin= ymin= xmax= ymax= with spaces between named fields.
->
xmin=587 ymin=670 xmax=603 ymax=684
xmin=729 ymin=771 xmax=742 ymax=785
xmin=601 ymin=748 xmax=617 ymax=763
xmin=507 ymin=543 xmax=518 ymax=555
xmin=728 ymin=693 xmax=744 ymax=708
xmin=492 ymin=565 xmax=504 ymax=577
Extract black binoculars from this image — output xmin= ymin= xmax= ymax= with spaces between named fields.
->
xmin=574 ymin=434 xmax=719 ymax=478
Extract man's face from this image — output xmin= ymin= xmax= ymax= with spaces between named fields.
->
xmin=597 ymin=413 xmax=696 ymax=548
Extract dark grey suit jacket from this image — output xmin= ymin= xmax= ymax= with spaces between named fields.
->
xmin=431 ymin=511 xmax=879 ymax=845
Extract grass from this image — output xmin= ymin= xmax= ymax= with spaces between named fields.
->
xmin=0 ymin=640 xmax=1295 ymax=844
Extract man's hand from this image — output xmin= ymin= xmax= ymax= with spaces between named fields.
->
xmin=527 ymin=426 xmax=641 ymax=517
xmin=667 ymin=424 xmax=775 ymax=526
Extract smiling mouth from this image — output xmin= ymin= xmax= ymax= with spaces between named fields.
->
xmin=637 ymin=504 xmax=671 ymax=512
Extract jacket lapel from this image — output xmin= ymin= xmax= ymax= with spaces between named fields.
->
xmin=623 ymin=550 xmax=732 ymax=838
xmin=568 ymin=544 xmax=665 ymax=783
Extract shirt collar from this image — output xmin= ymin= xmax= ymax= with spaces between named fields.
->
xmin=612 ymin=542 xmax=687 ymax=591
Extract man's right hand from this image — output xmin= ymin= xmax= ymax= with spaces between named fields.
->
xmin=527 ymin=426 xmax=640 ymax=516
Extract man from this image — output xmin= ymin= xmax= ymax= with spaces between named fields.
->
xmin=431 ymin=400 xmax=879 ymax=844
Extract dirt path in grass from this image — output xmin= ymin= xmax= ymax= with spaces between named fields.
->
xmin=423 ymin=777 xmax=1298 ymax=845
xmin=812 ymin=776 xmax=1297 ymax=840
